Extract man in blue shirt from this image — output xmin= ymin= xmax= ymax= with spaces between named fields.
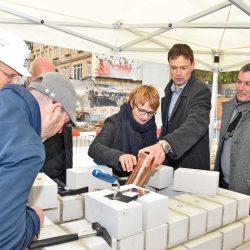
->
xmin=140 ymin=44 xmax=211 ymax=171
xmin=0 ymin=29 xmax=76 ymax=250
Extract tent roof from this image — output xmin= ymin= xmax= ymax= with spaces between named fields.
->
xmin=0 ymin=0 xmax=249 ymax=71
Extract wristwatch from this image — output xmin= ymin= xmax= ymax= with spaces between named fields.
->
xmin=157 ymin=140 xmax=170 ymax=154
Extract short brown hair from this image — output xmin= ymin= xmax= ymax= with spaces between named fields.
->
xmin=168 ymin=44 xmax=194 ymax=64
xmin=240 ymin=63 xmax=250 ymax=73
xmin=127 ymin=84 xmax=160 ymax=111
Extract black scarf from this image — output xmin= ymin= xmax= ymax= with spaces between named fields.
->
xmin=120 ymin=103 xmax=157 ymax=155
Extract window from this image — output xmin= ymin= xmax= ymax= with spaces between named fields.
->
xmin=87 ymin=61 xmax=91 ymax=77
xmin=54 ymin=47 xmax=58 ymax=58
xmin=73 ymin=64 xmax=82 ymax=79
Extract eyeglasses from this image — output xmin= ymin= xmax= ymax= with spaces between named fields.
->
xmin=236 ymin=79 xmax=250 ymax=87
xmin=135 ymin=104 xmax=156 ymax=118
xmin=0 ymin=68 xmax=22 ymax=83
xmin=42 ymin=87 xmax=74 ymax=127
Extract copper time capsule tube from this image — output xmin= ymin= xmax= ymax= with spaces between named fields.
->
xmin=126 ymin=152 xmax=155 ymax=187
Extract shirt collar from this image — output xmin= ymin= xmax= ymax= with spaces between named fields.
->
xmin=171 ymin=81 xmax=188 ymax=93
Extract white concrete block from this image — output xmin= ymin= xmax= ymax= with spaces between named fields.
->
xmin=167 ymin=209 xmax=188 ymax=248
xmin=157 ymin=186 xmax=186 ymax=198
xmin=239 ymin=216 xmax=250 ymax=242
xmin=144 ymin=185 xmax=157 ymax=193
xmin=174 ymin=194 xmax=223 ymax=232
xmin=39 ymin=224 xmax=67 ymax=240
xmin=42 ymin=216 xmax=55 ymax=227
xmin=168 ymin=245 xmax=187 ymax=250
xmin=234 ymin=241 xmax=250 ymax=250
xmin=136 ymin=190 xmax=168 ymax=230
xmin=217 ymin=222 xmax=244 ymax=250
xmin=168 ymin=198 xmax=207 ymax=240
xmin=173 ymin=168 xmax=219 ymax=195
xmin=66 ymin=166 xmax=112 ymax=191
xmin=85 ymin=188 xmax=142 ymax=239
xmin=183 ymin=231 xmax=222 ymax=250
xmin=44 ymin=200 xmax=61 ymax=224
xmin=28 ymin=173 xmax=58 ymax=209
xmin=144 ymin=224 xmax=167 ymax=250
xmin=58 ymin=194 xmax=84 ymax=222
xmin=60 ymin=219 xmax=117 ymax=250
xmin=218 ymin=188 xmax=250 ymax=220
xmin=118 ymin=232 xmax=144 ymax=250
xmin=146 ymin=165 xmax=174 ymax=189
xmin=39 ymin=219 xmax=117 ymax=250
xmin=197 ymin=194 xmax=237 ymax=226
xmin=119 ymin=184 xmax=168 ymax=230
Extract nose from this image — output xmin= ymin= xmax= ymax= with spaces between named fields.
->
xmin=237 ymin=83 xmax=245 ymax=91
xmin=176 ymin=68 xmax=182 ymax=75
xmin=142 ymin=113 xmax=151 ymax=120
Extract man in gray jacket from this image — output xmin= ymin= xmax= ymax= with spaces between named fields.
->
xmin=215 ymin=63 xmax=250 ymax=195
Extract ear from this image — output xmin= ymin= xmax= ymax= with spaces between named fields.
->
xmin=51 ymin=102 xmax=62 ymax=113
xmin=130 ymin=101 xmax=134 ymax=108
xmin=191 ymin=61 xmax=195 ymax=71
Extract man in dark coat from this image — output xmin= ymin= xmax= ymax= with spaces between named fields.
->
xmin=140 ymin=44 xmax=211 ymax=170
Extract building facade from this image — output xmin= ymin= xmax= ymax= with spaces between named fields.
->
xmin=29 ymin=43 xmax=92 ymax=80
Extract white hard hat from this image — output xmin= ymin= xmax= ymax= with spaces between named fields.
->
xmin=0 ymin=30 xmax=30 ymax=76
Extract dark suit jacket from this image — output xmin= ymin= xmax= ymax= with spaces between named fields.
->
xmin=160 ymin=72 xmax=211 ymax=170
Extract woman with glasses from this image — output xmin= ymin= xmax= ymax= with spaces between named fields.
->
xmin=88 ymin=85 xmax=160 ymax=177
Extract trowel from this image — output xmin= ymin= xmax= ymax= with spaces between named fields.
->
xmin=92 ymin=169 xmax=149 ymax=202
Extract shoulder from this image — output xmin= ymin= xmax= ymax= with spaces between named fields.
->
xmin=222 ymin=99 xmax=234 ymax=108
xmin=105 ymin=112 xmax=121 ymax=124
xmin=192 ymin=77 xmax=210 ymax=91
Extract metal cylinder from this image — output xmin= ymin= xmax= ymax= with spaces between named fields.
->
xmin=126 ymin=152 xmax=155 ymax=187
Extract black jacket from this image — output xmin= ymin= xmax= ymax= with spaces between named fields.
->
xmin=160 ymin=73 xmax=211 ymax=170
xmin=41 ymin=126 xmax=73 ymax=183
xmin=88 ymin=112 xmax=157 ymax=177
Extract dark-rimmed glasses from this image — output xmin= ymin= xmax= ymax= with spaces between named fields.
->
xmin=135 ymin=104 xmax=156 ymax=118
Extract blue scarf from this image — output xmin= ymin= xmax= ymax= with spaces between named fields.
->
xmin=120 ymin=103 xmax=157 ymax=155
xmin=3 ymin=84 xmax=41 ymax=135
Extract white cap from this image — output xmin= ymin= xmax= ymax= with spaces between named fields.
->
xmin=0 ymin=30 xmax=30 ymax=76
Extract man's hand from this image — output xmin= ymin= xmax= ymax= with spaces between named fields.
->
xmin=119 ymin=154 xmax=137 ymax=172
xmin=139 ymin=143 xmax=166 ymax=166
xmin=33 ymin=206 xmax=44 ymax=225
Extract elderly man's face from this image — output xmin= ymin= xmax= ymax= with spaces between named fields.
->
xmin=41 ymin=103 xmax=71 ymax=141
xmin=0 ymin=62 xmax=21 ymax=89
xmin=236 ymin=71 xmax=250 ymax=103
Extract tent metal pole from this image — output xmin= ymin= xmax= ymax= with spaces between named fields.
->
xmin=209 ymin=53 xmax=219 ymax=164
xmin=0 ymin=4 xmax=114 ymax=49
xmin=228 ymin=0 xmax=250 ymax=16
xmin=117 ymin=2 xmax=230 ymax=50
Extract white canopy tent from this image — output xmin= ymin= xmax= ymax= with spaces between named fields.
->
xmin=0 ymin=0 xmax=250 ymax=156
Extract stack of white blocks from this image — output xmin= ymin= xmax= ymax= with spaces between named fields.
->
xmin=29 ymin=165 xmax=113 ymax=225
xmin=28 ymin=173 xmax=58 ymax=209
xmin=66 ymin=165 xmax=113 ymax=191
xmin=31 ymin=167 xmax=250 ymax=249
xmin=84 ymin=184 xmax=169 ymax=250
xmin=165 ymin=167 xmax=250 ymax=250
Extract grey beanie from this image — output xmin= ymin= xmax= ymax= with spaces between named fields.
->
xmin=29 ymin=72 xmax=77 ymax=126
